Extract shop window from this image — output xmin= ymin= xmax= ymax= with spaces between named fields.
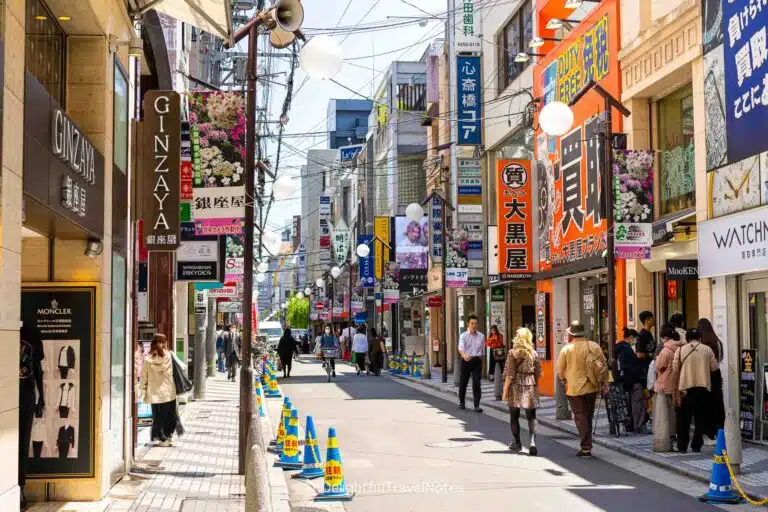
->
xmin=25 ymin=0 xmax=65 ymax=105
xmin=497 ymin=1 xmax=533 ymax=93
xmin=114 ymin=61 xmax=129 ymax=173
xmin=658 ymin=84 xmax=695 ymax=217
xmin=109 ymin=254 xmax=127 ymax=482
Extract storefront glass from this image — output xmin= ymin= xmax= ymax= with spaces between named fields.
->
xmin=25 ymin=0 xmax=65 ymax=104
xmin=114 ymin=61 xmax=129 ymax=172
xmin=658 ymin=84 xmax=695 ymax=216
xmin=744 ymin=277 xmax=768 ymax=441
xmin=109 ymin=254 xmax=126 ymax=482
xmin=659 ymin=272 xmax=698 ymax=327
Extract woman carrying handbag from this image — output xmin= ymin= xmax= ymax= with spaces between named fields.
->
xmin=141 ymin=334 xmax=183 ymax=447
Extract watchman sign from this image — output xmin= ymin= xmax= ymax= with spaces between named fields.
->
xmin=143 ymin=91 xmax=181 ymax=250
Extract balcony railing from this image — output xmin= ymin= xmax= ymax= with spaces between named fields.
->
xmin=396 ymin=83 xmax=427 ymax=112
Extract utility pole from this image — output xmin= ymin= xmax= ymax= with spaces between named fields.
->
xmin=447 ymin=0 xmax=458 ymax=383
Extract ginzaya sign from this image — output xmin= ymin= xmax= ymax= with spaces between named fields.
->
xmin=143 ymin=91 xmax=181 ymax=250
xmin=51 ymin=108 xmax=96 ymax=184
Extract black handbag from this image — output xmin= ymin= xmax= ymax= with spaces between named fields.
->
xmin=172 ymin=356 xmax=193 ymax=395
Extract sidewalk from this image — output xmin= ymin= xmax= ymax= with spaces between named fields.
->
xmin=391 ymin=367 xmax=768 ymax=501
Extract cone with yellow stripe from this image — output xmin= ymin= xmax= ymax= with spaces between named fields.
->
xmin=274 ymin=408 xmax=302 ymax=469
xmin=698 ymin=429 xmax=742 ymax=504
xmin=254 ymin=377 xmax=266 ymax=417
xmin=293 ymin=415 xmax=324 ymax=480
xmin=315 ymin=427 xmax=354 ymax=501
xmin=268 ymin=397 xmax=291 ymax=453
xmin=265 ymin=364 xmax=282 ymax=398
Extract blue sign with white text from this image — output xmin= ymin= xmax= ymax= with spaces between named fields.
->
xmin=339 ymin=144 xmax=364 ymax=162
xmin=358 ymin=235 xmax=375 ymax=288
xmin=457 ymin=56 xmax=482 ymax=145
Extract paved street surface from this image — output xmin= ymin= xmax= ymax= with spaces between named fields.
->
xmin=272 ymin=357 xmax=754 ymax=512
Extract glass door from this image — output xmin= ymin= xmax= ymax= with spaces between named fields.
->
xmin=743 ymin=278 xmax=768 ymax=441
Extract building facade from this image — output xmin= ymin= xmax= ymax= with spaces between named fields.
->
xmin=326 ymin=98 xmax=372 ymax=150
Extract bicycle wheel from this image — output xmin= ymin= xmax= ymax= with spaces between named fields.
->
xmin=326 ymin=363 xmax=332 ymax=382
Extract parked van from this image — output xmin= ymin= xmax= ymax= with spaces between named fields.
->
xmin=258 ymin=321 xmax=284 ymax=350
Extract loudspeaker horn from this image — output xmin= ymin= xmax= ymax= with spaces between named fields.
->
xmin=269 ymin=25 xmax=296 ymax=49
xmin=273 ymin=0 xmax=304 ymax=32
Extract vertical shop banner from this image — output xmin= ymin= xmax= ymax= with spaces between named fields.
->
xmin=224 ymin=234 xmax=245 ymax=282
xmin=358 ymin=235 xmax=375 ymax=287
xmin=446 ymin=228 xmax=469 ymax=288
xmin=535 ymin=4 xmax=618 ymax=271
xmin=292 ymin=215 xmax=301 ymax=250
xmin=143 ymin=91 xmax=181 ymax=250
xmin=489 ymin=287 xmax=506 ymax=340
xmin=496 ymin=160 xmax=533 ymax=280
xmin=374 ymin=216 xmax=391 ymax=280
xmin=180 ymin=122 xmax=193 ymax=204
xmin=188 ymin=91 xmax=246 ymax=235
xmin=319 ymin=219 xmax=331 ymax=250
xmin=382 ymin=262 xmax=400 ymax=304
xmin=613 ymin=150 xmax=653 ymax=259
xmin=740 ymin=349 xmax=757 ymax=440
xmin=457 ymin=56 xmax=482 ymax=146
xmin=332 ymin=219 xmax=351 ymax=267
xmin=394 ymin=216 xmax=428 ymax=292
xmin=535 ymin=293 xmax=550 ymax=360
xmin=351 ymin=286 xmax=364 ymax=313
xmin=319 ymin=195 xmax=331 ymax=218
xmin=176 ymin=240 xmax=222 ymax=281
xmin=22 ymin=286 xmax=95 ymax=479
xmin=428 ymin=195 xmax=443 ymax=263
xmin=454 ymin=0 xmax=481 ymax=52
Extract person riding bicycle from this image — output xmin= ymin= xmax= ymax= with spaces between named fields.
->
xmin=317 ymin=325 xmax=340 ymax=378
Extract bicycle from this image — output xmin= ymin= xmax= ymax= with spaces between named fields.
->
xmin=321 ymin=348 xmax=337 ymax=382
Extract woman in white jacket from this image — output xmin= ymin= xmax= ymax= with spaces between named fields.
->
xmin=140 ymin=334 xmax=178 ymax=446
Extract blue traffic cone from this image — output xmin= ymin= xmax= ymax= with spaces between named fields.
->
xmin=315 ymin=427 xmax=354 ymax=501
xmin=389 ymin=355 xmax=398 ymax=373
xmin=413 ymin=357 xmax=422 ymax=378
xmin=698 ymin=428 xmax=742 ymax=504
xmin=393 ymin=355 xmax=401 ymax=375
xmin=268 ymin=398 xmax=291 ymax=452
xmin=293 ymin=415 xmax=324 ymax=480
xmin=254 ymin=379 xmax=266 ymax=417
xmin=274 ymin=401 xmax=293 ymax=455
xmin=275 ymin=409 xmax=302 ymax=469
xmin=402 ymin=354 xmax=411 ymax=376
xmin=265 ymin=366 xmax=282 ymax=398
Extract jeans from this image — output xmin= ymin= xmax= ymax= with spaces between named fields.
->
xmin=459 ymin=357 xmax=482 ymax=408
xmin=568 ymin=392 xmax=597 ymax=450
xmin=678 ymin=387 xmax=711 ymax=452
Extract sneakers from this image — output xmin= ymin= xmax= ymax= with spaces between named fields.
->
xmin=528 ymin=445 xmax=538 ymax=457
xmin=332 ymin=371 xmax=336 ymax=377
xmin=576 ymin=449 xmax=592 ymax=457
xmin=459 ymin=403 xmax=466 ymax=410
xmin=473 ymin=407 xmax=483 ymax=414
xmin=509 ymin=440 xmax=522 ymax=452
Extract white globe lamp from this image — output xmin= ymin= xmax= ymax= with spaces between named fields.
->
xmin=255 ymin=273 xmax=266 ymax=283
xmin=405 ymin=202 xmax=424 ymax=222
xmin=539 ymin=101 xmax=574 ymax=136
xmin=300 ymin=35 xmax=343 ymax=79
xmin=356 ymin=243 xmax=370 ymax=258
xmin=331 ymin=266 xmax=341 ymax=279
xmin=257 ymin=261 xmax=269 ymax=273
xmin=272 ymin=176 xmax=298 ymax=200
xmin=304 ymin=287 xmax=312 ymax=296
xmin=316 ymin=278 xmax=325 ymax=288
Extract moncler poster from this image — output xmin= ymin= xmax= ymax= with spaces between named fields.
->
xmin=21 ymin=286 xmax=95 ymax=479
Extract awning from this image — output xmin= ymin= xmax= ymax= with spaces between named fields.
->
xmin=652 ymin=208 xmax=696 ymax=246
xmin=129 ymin=0 xmax=234 ymax=46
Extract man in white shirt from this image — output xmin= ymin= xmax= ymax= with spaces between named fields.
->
xmin=458 ymin=314 xmax=485 ymax=413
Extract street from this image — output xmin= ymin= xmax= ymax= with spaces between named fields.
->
xmin=268 ymin=358 xmax=740 ymax=512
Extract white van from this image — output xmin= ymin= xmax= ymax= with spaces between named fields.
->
xmin=258 ymin=321 xmax=284 ymax=350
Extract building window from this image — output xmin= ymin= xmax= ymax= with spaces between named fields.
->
xmin=342 ymin=186 xmax=350 ymax=223
xmin=114 ymin=60 xmax=129 ymax=173
xmin=397 ymin=159 xmax=426 ymax=210
xmin=497 ymin=1 xmax=533 ymax=93
xmin=658 ymin=84 xmax=695 ymax=217
xmin=25 ymin=0 xmax=65 ymax=104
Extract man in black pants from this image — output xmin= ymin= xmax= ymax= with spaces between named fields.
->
xmin=458 ymin=314 xmax=485 ymax=413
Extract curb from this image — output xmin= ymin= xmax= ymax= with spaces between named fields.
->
xmin=261 ymin=393 xmax=292 ymax=512
xmin=387 ymin=373 xmax=768 ymax=503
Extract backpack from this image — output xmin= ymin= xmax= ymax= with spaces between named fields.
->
xmin=585 ymin=342 xmax=608 ymax=388
xmin=215 ymin=333 xmax=224 ymax=352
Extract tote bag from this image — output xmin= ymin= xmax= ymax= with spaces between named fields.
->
xmin=172 ymin=354 xmax=193 ymax=395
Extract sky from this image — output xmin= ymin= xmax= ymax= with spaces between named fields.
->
xmin=259 ymin=0 xmax=451 ymax=238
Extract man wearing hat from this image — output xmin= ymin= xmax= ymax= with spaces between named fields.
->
xmin=557 ymin=320 xmax=608 ymax=457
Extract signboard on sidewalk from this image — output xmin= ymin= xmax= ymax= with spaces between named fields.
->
xmin=740 ymin=349 xmax=756 ymax=440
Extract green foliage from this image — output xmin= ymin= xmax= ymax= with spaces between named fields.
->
xmin=286 ymin=294 xmax=309 ymax=329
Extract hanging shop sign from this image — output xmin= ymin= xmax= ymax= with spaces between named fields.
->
xmin=454 ymin=0 xmax=481 ymax=52
xmin=374 ymin=216 xmax=391 ymax=280
xmin=339 ymin=144 xmax=364 ymax=163
xmin=395 ymin=215 xmax=428 ymax=292
xmin=22 ymin=286 xmax=95 ymax=479
xmin=428 ymin=195 xmax=444 ymax=263
xmin=698 ymin=205 xmax=768 ymax=278
xmin=497 ymin=160 xmax=533 ymax=280
xmin=208 ymin=286 xmax=239 ymax=299
xmin=176 ymin=240 xmax=223 ymax=282
xmin=701 ymin=1 xmax=768 ymax=170
xmin=534 ymin=2 xmax=619 ymax=272
xmin=382 ymin=262 xmax=400 ymax=304
xmin=614 ymin=223 xmax=652 ymax=259
xmin=332 ymin=219 xmax=351 ymax=267
xmin=446 ymin=228 xmax=469 ymax=288
xmin=217 ymin=301 xmax=243 ymax=313
xmin=741 ymin=349 xmax=757 ymax=440
xmin=666 ymin=259 xmax=699 ymax=281
xmin=487 ymin=225 xmax=499 ymax=282
xmin=292 ymin=215 xmax=301 ymax=250
xmin=457 ymin=56 xmax=482 ymax=146
xmin=319 ymin=195 xmax=331 ymax=218
xmin=613 ymin=150 xmax=653 ymax=259
xmin=535 ymin=293 xmax=550 ymax=360
xmin=489 ymin=300 xmax=506 ymax=342
xmin=358 ymin=235 xmax=375 ymax=287
xmin=427 ymin=296 xmax=444 ymax=308
xmin=143 ymin=91 xmax=181 ymax=250
xmin=188 ymin=91 xmax=246 ymax=235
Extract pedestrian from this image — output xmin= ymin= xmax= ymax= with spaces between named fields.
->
xmin=458 ymin=314 xmax=485 ymax=413
xmin=140 ymin=334 xmax=178 ymax=447
xmin=223 ymin=325 xmax=240 ymax=382
xmin=277 ymin=328 xmax=295 ymax=378
xmin=669 ymin=314 xmax=687 ymax=345
xmin=653 ymin=325 xmax=683 ymax=447
xmin=318 ymin=325 xmax=340 ymax=377
xmin=556 ymin=320 xmax=608 ymax=457
xmin=352 ymin=325 xmax=369 ymax=375
xmin=486 ymin=325 xmax=505 ymax=382
xmin=215 ymin=325 xmax=225 ymax=373
xmin=368 ymin=327 xmax=386 ymax=376
xmin=636 ymin=310 xmax=656 ymax=369
xmin=502 ymin=327 xmax=542 ymax=455
xmin=673 ymin=328 xmax=718 ymax=453
xmin=615 ymin=327 xmax=646 ymax=433
xmin=698 ymin=318 xmax=725 ymax=437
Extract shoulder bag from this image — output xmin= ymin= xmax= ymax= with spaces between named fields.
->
xmin=172 ymin=354 xmax=193 ymax=395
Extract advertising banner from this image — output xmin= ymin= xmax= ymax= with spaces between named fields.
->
xmin=176 ymin=239 xmax=222 ymax=282
xmin=358 ymin=235 xmax=375 ymax=288
xmin=446 ymin=229 xmax=469 ymax=288
xmin=374 ymin=217 xmax=391 ymax=279
xmin=22 ymin=286 xmax=96 ymax=479
xmin=332 ymin=219 xmax=351 ymax=267
xmin=394 ymin=215 xmax=428 ymax=292
xmin=496 ymin=160 xmax=533 ymax=280
xmin=382 ymin=262 xmax=400 ymax=304
xmin=613 ymin=150 xmax=653 ymax=259
xmin=143 ymin=91 xmax=181 ymax=250
xmin=457 ymin=56 xmax=482 ymax=145
xmin=319 ymin=219 xmax=331 ymax=249
xmin=535 ymin=293 xmax=550 ymax=360
xmin=188 ymin=91 xmax=246 ymax=234
xmin=428 ymin=195 xmax=443 ymax=263
xmin=454 ymin=0 xmax=481 ymax=52
xmin=614 ymin=223 xmax=652 ymax=259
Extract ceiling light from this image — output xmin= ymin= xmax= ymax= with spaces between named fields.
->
xmin=34 ymin=15 xmax=47 ymax=21
xmin=58 ymin=16 xmax=71 ymax=21
xmin=514 ymin=52 xmax=531 ymax=63
xmin=564 ymin=0 xmax=584 ymax=8
xmin=84 ymin=239 xmax=103 ymax=258
xmin=529 ymin=37 xmax=545 ymax=48
xmin=128 ymin=37 xmax=144 ymax=59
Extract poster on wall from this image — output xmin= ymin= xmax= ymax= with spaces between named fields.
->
xmin=496 ymin=160 xmax=533 ymax=280
xmin=382 ymin=262 xmax=400 ymax=304
xmin=22 ymin=286 xmax=95 ymax=479
xmin=535 ymin=292 xmax=550 ymax=360
xmin=446 ymin=228 xmax=469 ymax=288
xmin=374 ymin=217 xmax=391 ymax=280
xmin=394 ymin=215 xmax=428 ymax=292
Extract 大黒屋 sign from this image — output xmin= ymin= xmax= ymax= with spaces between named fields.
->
xmin=457 ymin=56 xmax=482 ymax=145
xmin=496 ymin=160 xmax=533 ymax=280
xmin=143 ymin=91 xmax=181 ymax=250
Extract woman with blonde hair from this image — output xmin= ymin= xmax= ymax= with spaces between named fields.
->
xmin=140 ymin=334 xmax=178 ymax=446
xmin=502 ymin=327 xmax=542 ymax=455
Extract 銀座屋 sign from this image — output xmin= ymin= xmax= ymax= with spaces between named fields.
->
xmin=143 ymin=91 xmax=181 ymax=250
xmin=496 ymin=160 xmax=533 ymax=280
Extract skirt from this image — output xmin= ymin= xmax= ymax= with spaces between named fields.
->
xmin=151 ymin=400 xmax=178 ymax=441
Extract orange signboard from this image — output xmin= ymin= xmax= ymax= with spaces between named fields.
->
xmin=496 ymin=160 xmax=533 ymax=280
xmin=534 ymin=0 xmax=620 ymax=271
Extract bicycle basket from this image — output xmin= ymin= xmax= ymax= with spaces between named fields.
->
xmin=322 ymin=348 xmax=337 ymax=358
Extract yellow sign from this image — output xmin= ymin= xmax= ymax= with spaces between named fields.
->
xmin=744 ymin=352 xmax=754 ymax=373
xmin=324 ymin=459 xmax=344 ymax=487
xmin=374 ymin=217 xmax=390 ymax=280
xmin=283 ymin=434 xmax=299 ymax=457
xmin=557 ymin=14 xmax=610 ymax=105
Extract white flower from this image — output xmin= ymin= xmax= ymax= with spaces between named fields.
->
xmin=221 ymin=177 xmax=231 ymax=186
